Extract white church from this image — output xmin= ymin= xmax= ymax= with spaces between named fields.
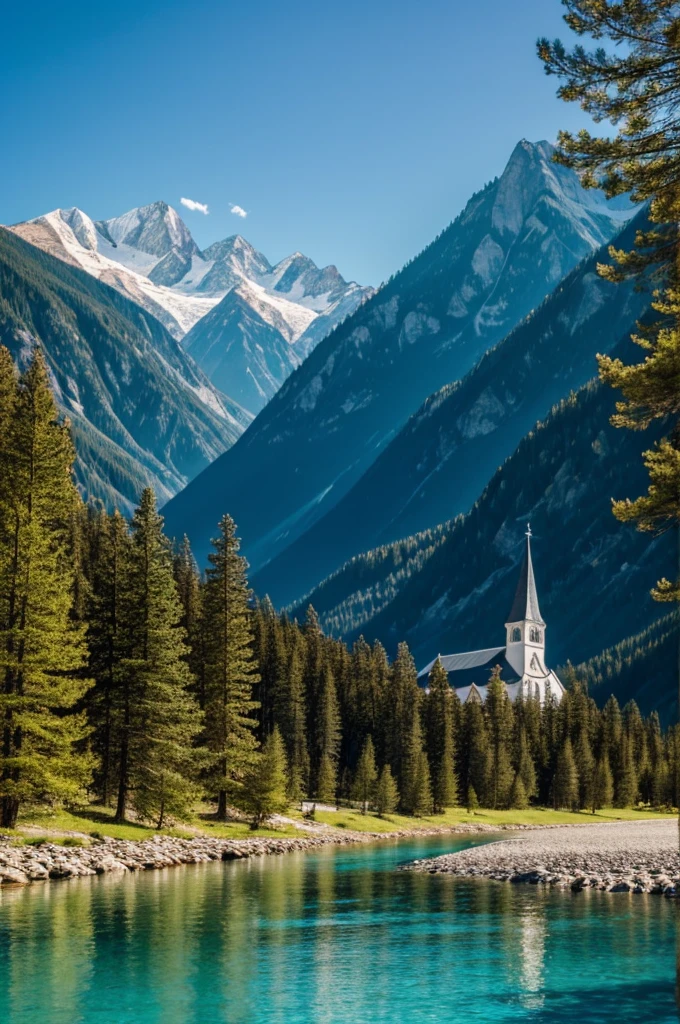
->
xmin=418 ymin=526 xmax=564 ymax=704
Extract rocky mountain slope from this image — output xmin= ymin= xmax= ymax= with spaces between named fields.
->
xmin=0 ymin=227 xmax=251 ymax=511
xmin=183 ymin=284 xmax=305 ymax=411
xmin=10 ymin=203 xmax=371 ymax=414
xmin=162 ymin=139 xmax=635 ymax=572
xmin=253 ymin=208 xmax=648 ymax=605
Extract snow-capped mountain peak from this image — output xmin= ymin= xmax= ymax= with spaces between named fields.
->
xmin=58 ymin=207 xmax=100 ymax=252
xmin=11 ymin=201 xmax=372 ymax=416
xmin=96 ymin=200 xmax=199 ymax=261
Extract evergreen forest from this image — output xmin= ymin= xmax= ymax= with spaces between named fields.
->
xmin=0 ymin=347 xmax=676 ymax=831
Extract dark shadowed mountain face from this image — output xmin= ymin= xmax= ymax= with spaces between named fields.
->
xmin=565 ymin=611 xmax=679 ymax=724
xmin=162 ymin=140 xmax=633 ymax=570
xmin=252 ymin=208 xmax=649 ymax=606
xmin=0 ymin=228 xmax=251 ymax=513
xmin=326 ymin=371 xmax=673 ymax=704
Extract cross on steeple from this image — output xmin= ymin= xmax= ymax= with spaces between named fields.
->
xmin=526 ymin=522 xmax=532 ymax=538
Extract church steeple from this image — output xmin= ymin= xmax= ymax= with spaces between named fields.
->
xmin=506 ymin=524 xmax=545 ymax=626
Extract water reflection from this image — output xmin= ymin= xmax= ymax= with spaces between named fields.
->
xmin=518 ymin=903 xmax=546 ymax=1011
xmin=0 ymin=838 xmax=677 ymax=1024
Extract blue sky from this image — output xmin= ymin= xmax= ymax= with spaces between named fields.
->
xmin=1 ymin=0 xmax=591 ymax=284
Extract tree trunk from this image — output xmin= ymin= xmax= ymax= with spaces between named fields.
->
xmin=114 ymin=739 xmax=128 ymax=822
xmin=216 ymin=789 xmax=228 ymax=821
xmin=1 ymin=796 xmax=19 ymax=830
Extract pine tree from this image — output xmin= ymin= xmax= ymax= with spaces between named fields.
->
xmin=352 ymin=735 xmax=378 ymax=813
xmin=411 ymin=749 xmax=433 ymax=817
xmin=515 ymin=726 xmax=538 ymax=803
xmin=614 ymin=737 xmax=639 ymax=808
xmin=0 ymin=351 xmax=91 ymax=829
xmin=553 ymin=737 xmax=579 ymax=810
xmin=539 ymin=3 xmax=680 ymax=602
xmin=173 ymin=535 xmax=204 ymax=706
xmin=384 ymin=642 xmax=420 ymax=800
xmin=242 ymin=726 xmax=289 ymax=826
xmin=202 ymin=515 xmax=260 ymax=820
xmin=274 ymin=643 xmax=310 ymax=802
xmin=0 ymin=346 xmax=15 ymax=451
xmin=466 ymin=785 xmax=479 ymax=814
xmin=114 ymin=490 xmax=202 ymax=826
xmin=402 ymin=712 xmax=432 ymax=816
xmin=485 ymin=668 xmax=514 ymax=808
xmin=574 ymin=727 xmax=595 ymax=811
xmin=465 ymin=700 xmax=492 ymax=807
xmin=86 ymin=509 xmax=131 ymax=805
xmin=316 ymin=753 xmax=337 ymax=804
xmin=509 ymin=773 xmax=528 ymax=810
xmin=375 ymin=764 xmax=399 ymax=817
xmin=314 ymin=663 xmax=341 ymax=797
xmin=601 ymin=695 xmax=623 ymax=768
xmin=652 ymin=755 xmax=670 ymax=808
xmin=424 ymin=658 xmax=457 ymax=812
xmin=591 ymin=753 xmax=614 ymax=812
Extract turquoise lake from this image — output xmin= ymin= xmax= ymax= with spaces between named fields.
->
xmin=0 ymin=834 xmax=677 ymax=1023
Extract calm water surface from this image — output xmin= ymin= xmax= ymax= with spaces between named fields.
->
xmin=0 ymin=833 xmax=677 ymax=1024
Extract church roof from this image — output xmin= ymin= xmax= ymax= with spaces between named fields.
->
xmin=417 ymin=646 xmax=520 ymax=689
xmin=506 ymin=528 xmax=545 ymax=625
xmin=454 ymin=680 xmax=524 ymax=704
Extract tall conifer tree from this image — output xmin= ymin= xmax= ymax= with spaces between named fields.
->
xmin=485 ymin=668 xmax=514 ymax=809
xmin=202 ymin=515 xmax=260 ymax=819
xmin=114 ymin=490 xmax=202 ymax=825
xmin=86 ymin=509 xmax=131 ymax=805
xmin=352 ymin=735 xmax=378 ymax=812
xmin=0 ymin=351 xmax=91 ymax=828
xmin=425 ymin=659 xmax=457 ymax=812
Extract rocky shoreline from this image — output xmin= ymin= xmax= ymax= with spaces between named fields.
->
xmin=0 ymin=820 xmax=507 ymax=887
xmin=404 ymin=819 xmax=680 ymax=895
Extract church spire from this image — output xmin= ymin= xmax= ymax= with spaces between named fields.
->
xmin=507 ymin=524 xmax=545 ymax=625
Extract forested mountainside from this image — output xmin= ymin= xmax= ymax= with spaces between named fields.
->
xmin=253 ymin=209 xmax=648 ymax=605
xmin=0 ymin=228 xmax=251 ymax=511
xmin=287 ymin=521 xmax=455 ymax=637
xmin=563 ymin=612 xmax=680 ymax=724
xmin=163 ymin=140 xmax=632 ymax=570
xmin=290 ymin=370 xmax=674 ymax=714
xmin=12 ymin=203 xmax=372 ymax=415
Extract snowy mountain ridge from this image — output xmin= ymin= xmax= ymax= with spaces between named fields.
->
xmin=10 ymin=202 xmax=371 ymax=345
xmin=10 ymin=201 xmax=373 ymax=413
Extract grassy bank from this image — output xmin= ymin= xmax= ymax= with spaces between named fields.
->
xmin=310 ymin=805 xmax=675 ymax=834
xmin=4 ymin=802 xmax=673 ymax=847
xmin=5 ymin=805 xmax=301 ymax=845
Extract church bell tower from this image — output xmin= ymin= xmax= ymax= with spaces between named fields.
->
xmin=505 ymin=525 xmax=548 ymax=693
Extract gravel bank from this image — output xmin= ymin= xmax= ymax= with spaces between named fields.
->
xmin=405 ymin=819 xmax=680 ymax=894
xmin=0 ymin=821 xmax=507 ymax=887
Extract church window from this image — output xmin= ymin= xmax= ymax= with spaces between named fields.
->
xmin=530 ymin=627 xmax=542 ymax=643
xmin=511 ymin=627 xmax=521 ymax=642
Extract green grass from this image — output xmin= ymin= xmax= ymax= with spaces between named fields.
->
xmin=9 ymin=802 xmax=673 ymax=847
xmin=311 ymin=805 xmax=675 ymax=834
xmin=12 ymin=804 xmax=300 ymax=844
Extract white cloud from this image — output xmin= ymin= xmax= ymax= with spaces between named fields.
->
xmin=230 ymin=204 xmax=248 ymax=219
xmin=180 ymin=197 xmax=209 ymax=215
